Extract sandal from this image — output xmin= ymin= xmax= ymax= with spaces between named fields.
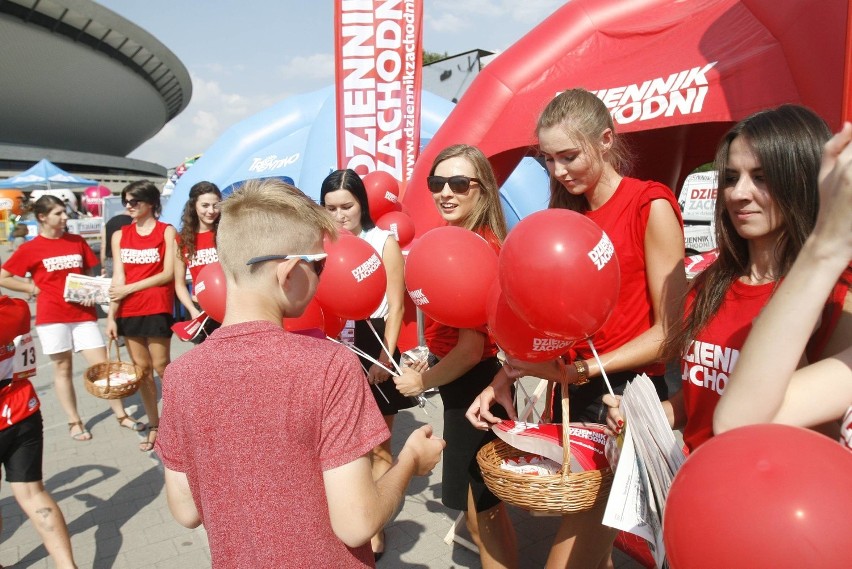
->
xmin=139 ymin=424 xmax=158 ymax=452
xmin=68 ymin=421 xmax=92 ymax=441
xmin=117 ymin=414 xmax=146 ymax=432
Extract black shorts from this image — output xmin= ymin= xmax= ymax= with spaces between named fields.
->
xmin=0 ymin=411 xmax=44 ymax=483
xmin=117 ymin=313 xmax=175 ymax=338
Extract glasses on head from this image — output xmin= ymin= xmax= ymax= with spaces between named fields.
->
xmin=122 ymin=198 xmax=147 ymax=208
xmin=245 ymin=253 xmax=328 ymax=276
xmin=426 ymin=175 xmax=481 ymax=194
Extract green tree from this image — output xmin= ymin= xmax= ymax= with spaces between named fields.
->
xmin=423 ymin=51 xmax=448 ymax=65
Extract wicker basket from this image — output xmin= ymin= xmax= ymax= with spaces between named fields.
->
xmin=476 ymin=394 xmax=614 ymax=514
xmin=84 ymin=339 xmax=143 ymax=400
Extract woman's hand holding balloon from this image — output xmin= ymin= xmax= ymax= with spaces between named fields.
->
xmin=394 ymin=367 xmax=425 ymax=397
xmin=602 ymin=394 xmax=625 ymax=437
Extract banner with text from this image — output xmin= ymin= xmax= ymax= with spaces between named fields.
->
xmin=334 ymin=0 xmax=422 ymax=190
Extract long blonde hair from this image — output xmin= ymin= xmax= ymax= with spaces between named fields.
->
xmin=536 ymin=89 xmax=632 ymax=213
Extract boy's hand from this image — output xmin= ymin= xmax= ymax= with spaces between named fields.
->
xmin=399 ymin=425 xmax=445 ymax=476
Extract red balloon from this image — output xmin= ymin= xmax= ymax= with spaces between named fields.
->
xmin=195 ymin=262 xmax=227 ymax=323
xmin=405 ymin=226 xmax=498 ymax=329
xmin=500 ymin=209 xmax=620 ymax=340
xmin=316 ymin=234 xmax=387 ymax=320
xmin=283 ymin=298 xmax=325 ymax=332
xmin=665 ymin=424 xmax=852 ymax=569
xmin=323 ymin=314 xmax=346 ymax=338
xmin=363 ymin=170 xmax=400 ymax=222
xmin=376 ymin=211 xmax=415 ymax=248
xmin=486 ymin=281 xmax=572 ymax=362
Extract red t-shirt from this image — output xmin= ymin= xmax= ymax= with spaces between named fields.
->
xmin=2 ymin=233 xmax=99 ymax=325
xmin=425 ymin=227 xmax=500 ymax=360
xmin=155 ymin=320 xmax=388 ymax=568
xmin=0 ymin=296 xmax=40 ymax=431
xmin=180 ymin=231 xmax=219 ymax=284
xmin=682 ymin=274 xmax=851 ymax=451
xmin=574 ymin=177 xmax=682 ymax=375
xmin=680 ymin=280 xmax=774 ymax=451
xmin=118 ymin=221 xmax=175 ymax=317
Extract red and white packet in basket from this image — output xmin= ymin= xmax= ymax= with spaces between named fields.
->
xmin=491 ymin=421 xmax=612 ymax=472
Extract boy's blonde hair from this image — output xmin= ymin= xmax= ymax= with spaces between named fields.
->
xmin=217 ymin=178 xmax=337 ymax=283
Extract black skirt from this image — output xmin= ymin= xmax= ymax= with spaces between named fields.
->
xmin=354 ymin=318 xmax=417 ymax=415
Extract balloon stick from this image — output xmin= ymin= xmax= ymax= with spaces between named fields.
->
xmin=587 ymin=338 xmax=615 ymax=398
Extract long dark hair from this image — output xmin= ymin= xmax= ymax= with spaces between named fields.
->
xmin=662 ymin=104 xmax=831 ymax=360
xmin=319 ymin=169 xmax=375 ymax=231
xmin=178 ymin=181 xmax=221 ymax=263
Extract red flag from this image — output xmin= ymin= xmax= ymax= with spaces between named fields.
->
xmin=334 ymin=0 xmax=423 ymax=189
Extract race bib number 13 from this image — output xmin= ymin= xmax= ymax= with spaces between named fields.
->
xmin=13 ymin=333 xmax=37 ymax=380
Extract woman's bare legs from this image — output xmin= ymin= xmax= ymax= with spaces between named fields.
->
xmin=78 ymin=346 xmax=144 ymax=430
xmin=124 ymin=336 xmax=169 ymax=451
xmin=49 ymin=352 xmax=90 ymax=440
xmin=466 ymin=487 xmax=518 ymax=569
xmin=545 ymin=503 xmax=617 ymax=569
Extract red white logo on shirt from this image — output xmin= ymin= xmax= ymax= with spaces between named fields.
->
xmin=121 ymin=248 xmax=161 ymax=265
xmin=187 ymin=247 xmax=218 ymax=269
xmin=42 ymin=254 xmax=84 ymax=272
xmin=682 ymin=340 xmax=739 ymax=395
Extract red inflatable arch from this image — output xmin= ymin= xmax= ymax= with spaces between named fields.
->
xmin=403 ymin=0 xmax=852 ymax=236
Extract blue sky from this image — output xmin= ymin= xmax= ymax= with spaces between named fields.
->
xmin=97 ymin=0 xmax=564 ymax=168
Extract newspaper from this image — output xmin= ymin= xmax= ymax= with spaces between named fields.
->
xmin=603 ymin=373 xmax=686 ymax=569
xmin=63 ymin=274 xmax=111 ymax=305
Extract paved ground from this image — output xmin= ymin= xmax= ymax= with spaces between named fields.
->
xmin=0 ymin=298 xmax=644 ymax=568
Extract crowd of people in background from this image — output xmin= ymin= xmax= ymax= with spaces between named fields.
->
xmin=0 ymin=90 xmax=850 ymax=568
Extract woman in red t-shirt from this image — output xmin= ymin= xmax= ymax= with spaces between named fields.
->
xmin=607 ymin=107 xmax=847 ymax=450
xmin=107 ymin=181 xmax=178 ymax=452
xmin=468 ymin=89 xmax=687 ymax=568
xmin=174 ymin=181 xmax=222 ymax=339
xmin=0 ymin=195 xmax=145 ymax=441
xmin=393 ymin=144 xmax=518 ymax=568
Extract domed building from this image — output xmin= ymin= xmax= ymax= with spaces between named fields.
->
xmin=0 ymin=0 xmax=192 ymax=191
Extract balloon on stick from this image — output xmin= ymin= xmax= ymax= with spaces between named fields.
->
xmin=664 ymin=424 xmax=852 ymax=569
xmin=363 ymin=170 xmax=400 ymax=221
xmin=376 ymin=211 xmax=415 ymax=248
xmin=499 ymin=209 xmax=620 ymax=341
xmin=405 ymin=226 xmax=498 ymax=329
xmin=195 ymin=262 xmax=227 ymax=323
xmin=486 ymin=281 xmax=572 ymax=362
xmin=316 ymin=234 xmax=387 ymax=320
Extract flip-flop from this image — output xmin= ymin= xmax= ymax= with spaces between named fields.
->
xmin=68 ymin=421 xmax=92 ymax=441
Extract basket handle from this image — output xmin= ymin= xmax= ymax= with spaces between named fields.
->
xmin=107 ymin=338 xmax=129 ymax=363
xmin=561 ymin=390 xmax=571 ymax=481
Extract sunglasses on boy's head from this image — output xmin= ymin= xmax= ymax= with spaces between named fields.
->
xmin=245 ymin=253 xmax=327 ymax=276
xmin=122 ymin=198 xmax=147 ymax=208
xmin=426 ymin=175 xmax=481 ymax=194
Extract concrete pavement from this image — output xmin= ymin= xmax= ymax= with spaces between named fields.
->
xmin=0 ymin=306 xmax=644 ymax=568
